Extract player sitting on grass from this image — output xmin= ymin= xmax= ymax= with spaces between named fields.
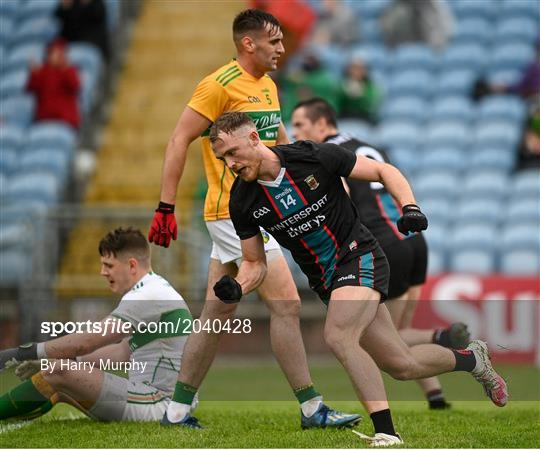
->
xmin=208 ymin=111 xmax=508 ymax=447
xmin=0 ymin=227 xmax=196 ymax=423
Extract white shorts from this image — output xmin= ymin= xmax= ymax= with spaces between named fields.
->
xmin=206 ymin=219 xmax=281 ymax=264
xmin=89 ymin=373 xmax=169 ymax=422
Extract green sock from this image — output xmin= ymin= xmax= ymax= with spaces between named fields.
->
xmin=0 ymin=380 xmax=50 ymax=420
xmin=172 ymin=381 xmax=197 ymax=405
xmin=293 ymin=385 xmax=321 ymax=404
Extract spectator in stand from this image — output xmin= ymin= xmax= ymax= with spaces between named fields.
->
xmin=338 ymin=56 xmax=382 ymax=124
xmin=517 ymin=104 xmax=540 ymax=170
xmin=380 ymin=0 xmax=454 ymax=49
xmin=26 ymin=39 xmax=81 ymax=129
xmin=279 ymin=52 xmax=340 ymax=122
xmin=311 ymin=0 xmax=360 ymax=47
xmin=55 ymin=0 xmax=110 ymax=62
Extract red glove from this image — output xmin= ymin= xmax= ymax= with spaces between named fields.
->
xmin=148 ymin=202 xmax=178 ymax=248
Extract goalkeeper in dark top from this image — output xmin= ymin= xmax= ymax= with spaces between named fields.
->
xmin=208 ymin=111 xmax=508 ymax=447
xmin=291 ymin=97 xmax=471 ymax=410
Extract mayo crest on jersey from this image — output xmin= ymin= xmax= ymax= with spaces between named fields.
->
xmin=109 ymin=272 xmax=191 ymax=395
xmin=188 ymin=60 xmax=281 ymax=222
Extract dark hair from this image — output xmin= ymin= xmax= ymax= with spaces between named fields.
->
xmin=209 ymin=111 xmax=256 ymax=145
xmin=232 ymin=9 xmax=281 ymax=43
xmin=98 ymin=227 xmax=149 ymax=261
xmin=293 ymin=98 xmax=338 ymax=127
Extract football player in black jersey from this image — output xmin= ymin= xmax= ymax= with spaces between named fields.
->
xmin=207 ymin=111 xmax=507 ymax=447
xmin=291 ymin=98 xmax=471 ymax=410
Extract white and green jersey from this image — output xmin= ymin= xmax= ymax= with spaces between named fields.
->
xmin=110 ymin=272 xmax=191 ymax=395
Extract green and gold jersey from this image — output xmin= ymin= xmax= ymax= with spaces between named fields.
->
xmin=188 ymin=60 xmax=281 ymax=221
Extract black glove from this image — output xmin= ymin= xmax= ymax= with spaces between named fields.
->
xmin=397 ymin=204 xmax=428 ymax=235
xmin=213 ymin=275 xmax=242 ymax=304
xmin=0 ymin=342 xmax=38 ymax=370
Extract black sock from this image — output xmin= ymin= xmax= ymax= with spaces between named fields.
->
xmin=427 ymin=389 xmax=449 ymax=409
xmin=370 ymin=409 xmax=396 ymax=436
xmin=433 ymin=328 xmax=451 ymax=347
xmin=451 ymin=349 xmax=476 ymax=372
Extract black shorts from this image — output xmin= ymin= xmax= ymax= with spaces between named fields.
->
xmin=318 ymin=245 xmax=390 ymax=304
xmin=384 ymin=233 xmax=428 ymax=299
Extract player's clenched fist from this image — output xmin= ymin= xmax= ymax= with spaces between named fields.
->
xmin=148 ymin=202 xmax=178 ymax=248
xmin=397 ymin=204 xmax=428 ymax=235
xmin=213 ymin=275 xmax=243 ymax=303
xmin=0 ymin=343 xmax=38 ymax=371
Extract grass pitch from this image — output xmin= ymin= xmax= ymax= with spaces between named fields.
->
xmin=1 ymin=360 xmax=539 ymax=448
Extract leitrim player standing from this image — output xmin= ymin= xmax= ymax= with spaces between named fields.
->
xmin=291 ymin=98 xmax=472 ymax=410
xmin=209 ymin=111 xmax=508 ymax=447
xmin=149 ymin=9 xmax=359 ymax=429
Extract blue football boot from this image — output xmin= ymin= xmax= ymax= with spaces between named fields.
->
xmin=161 ymin=413 xmax=203 ymax=429
xmin=301 ymin=403 xmax=362 ymax=429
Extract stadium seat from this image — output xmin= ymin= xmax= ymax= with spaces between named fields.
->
xmin=436 ymin=69 xmax=477 ymax=96
xmin=336 ymin=119 xmax=373 ymax=142
xmin=489 ymin=42 xmax=536 ymax=72
xmin=0 ymin=222 xmax=28 ymax=249
xmin=0 ymin=200 xmax=50 ymax=224
xmin=67 ymin=43 xmax=103 ymax=75
xmin=378 ymin=120 xmax=420 ymax=148
xmin=500 ymin=224 xmax=540 ymax=250
xmin=392 ymin=44 xmax=439 ymax=72
xmin=0 ymin=249 xmax=28 ymax=283
xmin=449 ymin=248 xmax=496 ymax=274
xmin=441 ymin=43 xmax=487 ymax=74
xmin=0 ymin=16 xmax=13 ymax=42
xmin=469 ymin=150 xmax=515 ymax=171
xmin=478 ymin=95 xmax=526 ymax=123
xmin=500 ymin=250 xmax=540 ymax=275
xmin=454 ymin=199 xmax=504 ymax=225
xmin=451 ymin=0 xmax=498 ymax=20
xmin=17 ymin=0 xmax=59 ymax=20
xmin=486 ymin=68 xmax=523 ymax=86
xmin=388 ymin=69 xmax=435 ymax=98
xmin=0 ymin=147 xmax=17 ymax=174
xmin=1 ymin=94 xmax=35 ymax=127
xmin=10 ymin=16 xmax=59 ymax=46
xmin=422 ymin=222 xmax=448 ymax=250
xmin=20 ymin=147 xmax=72 ymax=180
xmin=431 ymin=96 xmax=475 ymax=122
xmin=474 ymin=121 xmax=521 ymax=149
xmin=348 ymin=44 xmax=390 ymax=73
xmin=506 ymin=199 xmax=540 ymax=223
xmin=361 ymin=18 xmax=382 ymax=44
xmin=427 ymin=248 xmax=446 ymax=275
xmin=27 ymin=122 xmax=77 ymax=151
xmin=345 ymin=0 xmax=392 ymax=20
xmin=381 ymin=96 xmax=428 ymax=123
xmin=388 ymin=147 xmax=420 ymax=177
xmin=450 ymin=223 xmax=498 ymax=249
xmin=0 ymin=69 xmax=29 ymax=98
xmin=416 ymin=197 xmax=452 ymax=224
xmin=420 ymin=147 xmax=467 ymax=172
xmin=494 ymin=17 xmax=539 ymax=45
xmin=500 ymin=0 xmax=540 ymax=21
xmin=4 ymin=42 xmax=45 ymax=72
xmin=462 ymin=170 xmax=509 ymax=199
xmin=452 ymin=17 xmax=492 ymax=45
xmin=0 ymin=0 xmax=19 ymax=18
xmin=510 ymin=170 xmax=540 ymax=198
xmin=414 ymin=170 xmax=460 ymax=199
xmin=425 ymin=121 xmax=471 ymax=149
xmin=6 ymin=170 xmax=61 ymax=204
xmin=0 ymin=124 xmax=24 ymax=149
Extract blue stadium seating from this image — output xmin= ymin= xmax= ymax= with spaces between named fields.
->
xmin=67 ymin=43 xmax=103 ymax=75
xmin=436 ymin=69 xmax=477 ymax=96
xmin=454 ymin=199 xmax=504 ymax=225
xmin=486 ymin=68 xmax=524 ymax=85
xmin=6 ymin=170 xmax=61 ymax=204
xmin=449 ymin=248 xmax=496 ymax=274
xmin=500 ymin=250 xmax=540 ymax=275
xmin=378 ymin=120 xmax=420 ymax=148
xmin=420 ymin=147 xmax=467 ymax=172
xmin=4 ymin=42 xmax=45 ymax=72
xmin=469 ymin=149 xmax=515 ymax=171
xmin=442 ymin=43 xmax=488 ymax=73
xmin=0 ymin=69 xmax=29 ymax=98
xmin=500 ymin=224 xmax=540 ymax=251
xmin=494 ymin=17 xmax=539 ymax=44
xmin=450 ymin=223 xmax=498 ymax=249
xmin=10 ymin=16 xmax=59 ymax=46
xmin=349 ymin=44 xmax=390 ymax=73
xmin=414 ymin=171 xmax=460 ymax=199
xmin=388 ymin=69 xmax=435 ymax=98
xmin=0 ymin=147 xmax=17 ymax=174
xmin=452 ymin=17 xmax=492 ymax=45
xmin=489 ymin=42 xmax=536 ymax=72
xmin=0 ymin=124 xmax=24 ymax=149
xmin=1 ymin=94 xmax=36 ymax=128
xmin=0 ymin=15 xmax=13 ymax=42
xmin=431 ymin=96 xmax=475 ymax=122
xmin=500 ymin=0 xmax=540 ymax=20
xmin=474 ymin=120 xmax=521 ymax=149
xmin=507 ymin=199 xmax=540 ymax=223
xmin=381 ymin=96 xmax=428 ymax=122
xmin=344 ymin=0 xmax=391 ymax=20
xmin=392 ymin=44 xmax=439 ymax=72
xmin=336 ymin=119 xmax=374 ymax=142
xmin=427 ymin=248 xmax=446 ymax=274
xmin=425 ymin=120 xmax=471 ymax=149
xmin=462 ymin=170 xmax=509 ymax=199
xmin=450 ymin=0 xmax=498 ymax=20
xmin=478 ymin=95 xmax=526 ymax=123
xmin=0 ymin=0 xmax=19 ymax=18
xmin=0 ymin=249 xmax=29 ymax=283
xmin=20 ymin=147 xmax=71 ymax=182
xmin=388 ymin=146 xmax=420 ymax=176
xmin=510 ymin=170 xmax=540 ymax=198
xmin=26 ymin=122 xmax=77 ymax=150
xmin=417 ymin=197 xmax=452 ymax=224
xmin=17 ymin=0 xmax=59 ymax=20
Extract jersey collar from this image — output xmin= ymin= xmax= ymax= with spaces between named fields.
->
xmin=257 ymin=167 xmax=286 ymax=187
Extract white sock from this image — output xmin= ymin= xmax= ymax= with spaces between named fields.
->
xmin=301 ymin=396 xmax=323 ymax=418
xmin=166 ymin=401 xmax=191 ymax=423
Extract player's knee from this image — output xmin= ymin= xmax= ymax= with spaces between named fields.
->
xmin=202 ymin=299 xmax=237 ymax=321
xmin=267 ymin=299 xmax=301 ymax=318
xmin=41 ymin=366 xmax=69 ymax=388
xmin=324 ymin=327 xmax=355 ymax=359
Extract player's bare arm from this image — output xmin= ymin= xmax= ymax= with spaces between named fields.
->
xmin=160 ymin=106 xmax=212 ymax=204
xmin=348 ymin=156 xmax=416 ymax=207
xmin=235 ymin=233 xmax=268 ymax=294
xmin=77 ymin=338 xmax=131 ymax=364
xmin=276 ymin=121 xmax=290 ymax=145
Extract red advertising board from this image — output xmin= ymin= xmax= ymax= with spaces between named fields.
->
xmin=416 ymin=274 xmax=540 ymax=364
